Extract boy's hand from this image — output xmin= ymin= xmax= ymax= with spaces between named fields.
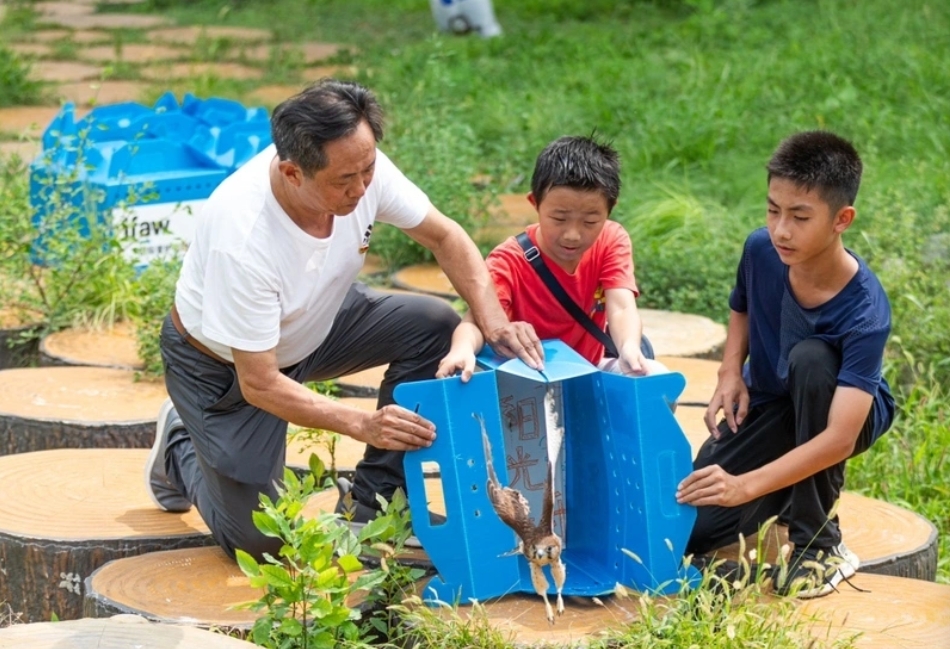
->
xmin=618 ymin=343 xmax=649 ymax=376
xmin=436 ymin=348 xmax=478 ymax=383
xmin=676 ymin=464 xmax=749 ymax=507
xmin=705 ymin=371 xmax=749 ymax=436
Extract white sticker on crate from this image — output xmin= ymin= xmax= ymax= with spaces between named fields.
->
xmin=112 ymin=199 xmax=205 ymax=264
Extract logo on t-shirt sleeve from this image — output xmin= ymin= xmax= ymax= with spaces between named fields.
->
xmin=590 ymin=286 xmax=606 ymax=315
xmin=359 ymin=224 xmax=374 ymax=254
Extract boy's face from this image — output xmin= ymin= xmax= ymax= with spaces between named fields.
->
xmin=530 ymin=187 xmax=610 ymax=273
xmin=766 ymin=177 xmax=853 ymax=267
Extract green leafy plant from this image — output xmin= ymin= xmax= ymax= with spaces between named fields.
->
xmin=354 ymin=488 xmax=429 ymax=642
xmin=236 ymin=460 xmax=385 ymax=649
xmin=236 ymin=458 xmax=427 ymax=648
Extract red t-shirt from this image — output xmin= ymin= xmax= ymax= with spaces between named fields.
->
xmin=486 ymin=221 xmax=639 ymax=365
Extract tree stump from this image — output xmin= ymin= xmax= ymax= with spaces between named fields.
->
xmin=420 ymin=572 xmax=950 ymax=648
xmin=641 ymin=308 xmax=726 ymax=360
xmin=84 ymin=546 xmax=370 ymax=633
xmin=0 ymin=614 xmax=255 ymax=648
xmin=673 ymin=405 xmax=714 ymax=456
xmin=0 ymin=448 xmax=212 ymax=623
xmin=0 ymin=308 xmax=42 ymax=370
xmin=390 ymin=264 xmax=458 ymax=300
xmin=336 ymin=364 xmax=388 ymax=398
xmin=798 ymin=573 xmax=950 ymax=649
xmin=38 ymin=321 xmax=143 ymax=370
xmin=658 ymin=356 xmax=718 ymax=406
xmin=472 ymin=193 xmax=536 ymax=246
xmin=0 ymin=366 xmax=167 ymax=455
xmin=706 ymin=491 xmax=938 ymax=582
xmin=82 ymin=546 xmax=264 ymax=633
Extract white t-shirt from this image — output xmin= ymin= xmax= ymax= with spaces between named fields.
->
xmin=175 ymin=145 xmax=429 ymax=367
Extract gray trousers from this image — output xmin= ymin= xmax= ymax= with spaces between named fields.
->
xmin=160 ymin=283 xmax=459 ymax=560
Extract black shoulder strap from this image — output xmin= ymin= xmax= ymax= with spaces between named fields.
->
xmin=516 ymin=232 xmax=618 ymax=358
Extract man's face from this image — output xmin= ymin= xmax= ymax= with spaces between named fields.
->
xmin=531 ymin=187 xmax=610 ymax=273
xmin=300 ymin=120 xmax=377 ymax=216
xmin=766 ymin=177 xmax=844 ymax=267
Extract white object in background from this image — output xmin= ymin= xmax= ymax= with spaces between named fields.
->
xmin=429 ymin=0 xmax=502 ymax=37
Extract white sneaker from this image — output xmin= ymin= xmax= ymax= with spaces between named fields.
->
xmin=144 ymin=399 xmax=192 ymax=512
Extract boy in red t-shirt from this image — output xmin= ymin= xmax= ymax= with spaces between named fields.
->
xmin=437 ymin=135 xmax=667 ymax=381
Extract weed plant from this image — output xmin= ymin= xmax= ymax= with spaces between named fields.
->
xmin=3 ymin=138 xmax=138 ymax=332
xmin=389 ymin=527 xmax=858 ymax=648
xmin=128 ymin=253 xmax=182 ymax=378
xmin=236 ymin=459 xmax=427 ymax=648
xmin=0 ymin=46 xmax=42 ymax=108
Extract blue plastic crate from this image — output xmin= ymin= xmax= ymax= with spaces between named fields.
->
xmin=395 ymin=340 xmax=699 ymax=604
xmin=31 ymin=93 xmax=273 ymax=264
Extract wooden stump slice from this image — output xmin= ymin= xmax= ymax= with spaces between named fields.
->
xmin=673 ymin=405 xmax=712 ymax=457
xmin=360 ymin=253 xmax=387 ymax=277
xmin=84 ymin=546 xmax=369 ymax=632
xmin=491 ymin=193 xmax=535 ymax=224
xmin=473 ymin=193 xmax=536 ymax=245
xmin=0 ymin=366 xmax=167 ymax=455
xmin=641 ymin=308 xmax=726 ymax=360
xmin=0 ymin=308 xmax=42 ymax=370
xmin=336 ymin=364 xmax=388 ymax=398
xmin=0 ymin=614 xmax=254 ymax=648
xmin=427 ymin=590 xmax=643 ymax=647
xmin=0 ymin=449 xmax=212 ymax=623
xmin=83 ymin=546 xmax=262 ymax=631
xmin=707 ymin=491 xmax=938 ymax=582
xmin=39 ymin=321 xmax=143 ymax=370
xmin=390 ymin=264 xmax=458 ymax=300
xmin=799 ymin=573 xmax=950 ymax=649
xmin=658 ymin=356 xmax=718 ymax=406
xmin=423 ymin=573 xmax=950 ymax=649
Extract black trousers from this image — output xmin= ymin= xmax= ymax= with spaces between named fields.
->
xmin=160 ymin=282 xmax=458 ymax=559
xmin=686 ymin=338 xmax=876 ymax=555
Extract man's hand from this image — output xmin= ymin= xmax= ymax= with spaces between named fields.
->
xmin=705 ymin=371 xmax=750 ymax=436
xmin=485 ymin=321 xmax=545 ymax=371
xmin=354 ymin=404 xmax=437 ymax=451
xmin=436 ymin=348 xmax=477 ymax=382
xmin=676 ymin=464 xmax=750 ymax=507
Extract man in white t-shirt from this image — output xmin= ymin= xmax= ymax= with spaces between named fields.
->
xmin=145 ymin=79 xmax=544 ymax=560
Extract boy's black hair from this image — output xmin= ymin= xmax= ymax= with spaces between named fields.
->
xmin=530 ymin=135 xmax=621 ymax=210
xmin=767 ymin=131 xmax=862 ymax=213
xmin=271 ymin=78 xmax=384 ymax=176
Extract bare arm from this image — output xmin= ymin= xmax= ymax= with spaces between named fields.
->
xmin=705 ymin=309 xmax=751 ymax=434
xmin=604 ymin=287 xmax=647 ymax=375
xmin=404 ymin=206 xmax=543 ymax=370
xmin=677 ymin=386 xmax=872 ymax=507
xmin=231 ymin=348 xmax=436 ymax=451
xmin=435 ymin=311 xmax=484 ymax=382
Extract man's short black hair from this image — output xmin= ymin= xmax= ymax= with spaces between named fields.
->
xmin=767 ymin=131 xmax=862 ymax=213
xmin=271 ymin=78 xmax=384 ymax=176
xmin=530 ymin=135 xmax=621 ymax=210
